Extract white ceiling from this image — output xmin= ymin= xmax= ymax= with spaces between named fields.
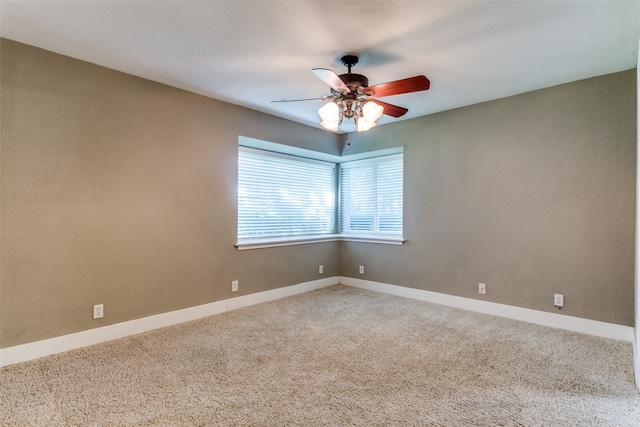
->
xmin=1 ymin=1 xmax=638 ymax=133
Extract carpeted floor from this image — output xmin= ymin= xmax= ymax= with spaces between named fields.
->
xmin=1 ymin=285 xmax=639 ymax=426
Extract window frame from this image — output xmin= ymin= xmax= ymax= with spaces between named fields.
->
xmin=338 ymin=153 xmax=404 ymax=244
xmin=237 ymin=146 xmax=338 ymax=249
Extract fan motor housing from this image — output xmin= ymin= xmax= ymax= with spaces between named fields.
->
xmin=340 ymin=73 xmax=368 ymax=89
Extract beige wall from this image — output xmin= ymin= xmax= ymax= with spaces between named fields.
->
xmin=341 ymin=70 xmax=636 ymax=325
xmin=0 ymin=39 xmax=341 ymax=348
xmin=0 ymin=38 xmax=636 ymax=350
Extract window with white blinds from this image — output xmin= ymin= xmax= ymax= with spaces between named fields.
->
xmin=238 ymin=147 xmax=337 ymax=241
xmin=340 ymin=154 xmax=403 ymax=236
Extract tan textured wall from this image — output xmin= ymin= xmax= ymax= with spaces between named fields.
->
xmin=0 ymin=37 xmax=636 ymax=350
xmin=340 ymin=70 xmax=636 ymax=325
xmin=0 ymin=38 xmax=341 ymax=348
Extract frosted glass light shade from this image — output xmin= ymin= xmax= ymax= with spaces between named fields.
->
xmin=362 ymin=101 xmax=384 ymax=122
xmin=357 ymin=119 xmax=376 ymax=132
xmin=318 ymin=102 xmax=340 ymax=122
xmin=320 ymin=120 xmax=339 ymax=132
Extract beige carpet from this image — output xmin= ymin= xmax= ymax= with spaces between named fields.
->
xmin=1 ymin=285 xmax=639 ymax=426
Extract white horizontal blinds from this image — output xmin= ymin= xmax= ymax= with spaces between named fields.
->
xmin=376 ymin=159 xmax=403 ymax=231
xmin=340 ymin=154 xmax=403 ymax=234
xmin=238 ymin=148 xmax=336 ymax=239
xmin=341 ymin=166 xmax=375 ymax=231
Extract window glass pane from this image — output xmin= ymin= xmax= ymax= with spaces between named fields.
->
xmin=340 ymin=155 xmax=403 ymax=235
xmin=238 ymin=148 xmax=336 ymax=239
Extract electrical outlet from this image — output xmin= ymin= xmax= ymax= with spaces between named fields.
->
xmin=93 ymin=304 xmax=104 ymax=319
xmin=319 ymin=265 xmax=324 ymax=274
xmin=554 ymin=293 xmax=564 ymax=308
xmin=478 ymin=283 xmax=486 ymax=295
xmin=359 ymin=265 xmax=364 ymax=274
xmin=232 ymin=280 xmax=238 ymax=292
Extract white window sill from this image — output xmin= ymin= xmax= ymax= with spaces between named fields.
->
xmin=339 ymin=234 xmax=405 ymax=245
xmin=236 ymin=235 xmax=340 ymax=250
xmin=236 ymin=234 xmax=405 ymax=250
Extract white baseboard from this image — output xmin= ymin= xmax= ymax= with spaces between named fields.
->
xmin=0 ymin=276 xmax=339 ymax=368
xmin=2 ymin=276 xmax=632 ymax=368
xmin=339 ymin=276 xmax=635 ymax=342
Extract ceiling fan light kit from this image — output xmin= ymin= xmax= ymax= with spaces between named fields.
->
xmin=319 ymin=99 xmax=381 ymax=132
xmin=275 ymin=55 xmax=430 ymax=133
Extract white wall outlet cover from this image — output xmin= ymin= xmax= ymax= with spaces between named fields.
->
xmin=478 ymin=283 xmax=486 ymax=295
xmin=359 ymin=266 xmax=364 ymax=274
xmin=93 ymin=304 xmax=104 ymax=319
xmin=554 ymin=294 xmax=564 ymax=307
xmin=319 ymin=265 xmax=324 ymax=274
xmin=232 ymin=280 xmax=239 ymax=292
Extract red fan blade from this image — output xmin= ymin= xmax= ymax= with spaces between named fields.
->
xmin=312 ymin=68 xmax=351 ymax=94
xmin=366 ymin=75 xmax=430 ymax=98
xmin=371 ymin=100 xmax=409 ymax=118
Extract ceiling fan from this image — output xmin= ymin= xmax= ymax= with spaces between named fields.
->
xmin=273 ymin=55 xmax=430 ymax=132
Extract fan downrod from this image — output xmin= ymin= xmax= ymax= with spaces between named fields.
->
xmin=341 ymin=55 xmax=359 ymax=73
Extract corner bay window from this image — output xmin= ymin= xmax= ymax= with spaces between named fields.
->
xmin=237 ymin=139 xmax=403 ymax=249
